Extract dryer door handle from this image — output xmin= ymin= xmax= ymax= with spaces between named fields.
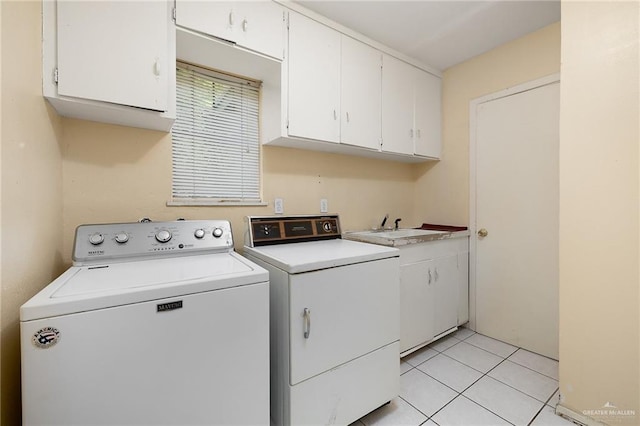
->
xmin=303 ymin=308 xmax=311 ymax=339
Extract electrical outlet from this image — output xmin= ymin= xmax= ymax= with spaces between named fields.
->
xmin=274 ymin=198 xmax=284 ymax=214
xmin=320 ymin=198 xmax=328 ymax=213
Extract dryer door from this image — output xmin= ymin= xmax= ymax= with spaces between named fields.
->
xmin=289 ymin=257 xmax=399 ymax=385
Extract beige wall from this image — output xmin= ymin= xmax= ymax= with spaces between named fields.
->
xmin=0 ymin=1 xmax=64 ymax=425
xmin=558 ymin=1 xmax=639 ymax=424
xmin=61 ymin=120 xmax=417 ymax=262
xmin=414 ymin=22 xmax=561 ymax=225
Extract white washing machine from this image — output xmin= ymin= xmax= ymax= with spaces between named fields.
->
xmin=21 ymin=220 xmax=269 ymax=426
xmin=243 ymin=215 xmax=400 ymax=426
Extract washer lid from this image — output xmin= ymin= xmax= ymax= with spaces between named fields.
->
xmin=20 ymin=252 xmax=267 ymax=321
xmin=243 ymin=239 xmax=399 ymax=274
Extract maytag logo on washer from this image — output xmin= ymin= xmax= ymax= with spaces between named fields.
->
xmin=32 ymin=327 xmax=61 ymax=349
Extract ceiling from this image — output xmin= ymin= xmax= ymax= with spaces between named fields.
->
xmin=296 ymin=1 xmax=560 ymax=71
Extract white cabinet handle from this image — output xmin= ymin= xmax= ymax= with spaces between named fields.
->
xmin=242 ymin=19 xmax=248 ymax=32
xmin=428 ymin=268 xmax=432 ymax=284
xmin=333 ymin=109 xmax=337 ymax=120
xmin=417 ymin=129 xmax=421 ymax=138
xmin=303 ymin=308 xmax=311 ymax=339
xmin=434 ymin=267 xmax=439 ymax=282
xmin=229 ymin=10 xmax=234 ymax=25
xmin=410 ymin=129 xmax=414 ymax=138
xmin=153 ymin=58 xmax=161 ymax=76
xmin=346 ymin=112 xmax=350 ymax=123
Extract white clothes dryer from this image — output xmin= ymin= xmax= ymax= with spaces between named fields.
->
xmin=243 ymin=215 xmax=400 ymax=426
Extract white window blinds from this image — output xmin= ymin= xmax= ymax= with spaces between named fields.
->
xmin=172 ymin=63 xmax=261 ymax=203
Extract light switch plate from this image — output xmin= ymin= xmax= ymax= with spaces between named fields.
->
xmin=320 ymin=199 xmax=328 ymax=213
xmin=274 ymin=198 xmax=284 ymax=214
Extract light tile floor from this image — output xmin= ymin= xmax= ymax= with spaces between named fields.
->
xmin=353 ymin=328 xmax=575 ymax=426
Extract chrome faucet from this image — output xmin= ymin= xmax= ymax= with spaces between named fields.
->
xmin=380 ymin=214 xmax=389 ymax=229
xmin=394 ymin=218 xmax=402 ymax=230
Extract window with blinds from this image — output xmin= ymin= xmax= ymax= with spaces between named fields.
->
xmin=172 ymin=63 xmax=261 ymax=204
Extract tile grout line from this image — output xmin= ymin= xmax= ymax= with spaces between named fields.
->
xmin=476 ymin=355 xmax=550 ymax=424
xmin=506 ymin=352 xmax=560 ymax=381
xmin=397 ymin=331 xmax=556 ymax=426
xmin=397 ymin=395 xmax=435 ymax=423
xmin=426 ymin=348 xmax=533 ymax=425
xmin=400 ymin=331 xmax=553 ymax=424
xmin=417 ymin=349 xmax=516 ymax=425
xmin=527 ymin=401 xmax=548 ymax=426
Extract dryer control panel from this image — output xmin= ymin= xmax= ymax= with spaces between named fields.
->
xmin=73 ymin=220 xmax=233 ymax=265
xmin=245 ymin=215 xmax=341 ymax=247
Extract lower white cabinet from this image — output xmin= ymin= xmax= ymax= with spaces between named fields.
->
xmin=432 ymin=254 xmax=459 ymax=337
xmin=398 ymin=236 xmax=469 ymax=355
xmin=400 ymin=260 xmax=435 ymax=353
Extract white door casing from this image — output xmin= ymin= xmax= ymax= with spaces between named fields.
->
xmin=469 ymin=75 xmax=560 ymax=359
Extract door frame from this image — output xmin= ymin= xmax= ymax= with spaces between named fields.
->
xmin=468 ymin=73 xmax=560 ymax=330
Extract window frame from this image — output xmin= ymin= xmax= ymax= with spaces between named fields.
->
xmin=168 ymin=61 xmax=266 ymax=207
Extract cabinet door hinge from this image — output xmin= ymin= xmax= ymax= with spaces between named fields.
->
xmin=53 ymin=68 xmax=59 ymax=84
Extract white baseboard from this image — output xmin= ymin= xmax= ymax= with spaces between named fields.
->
xmin=556 ymin=404 xmax=607 ymax=426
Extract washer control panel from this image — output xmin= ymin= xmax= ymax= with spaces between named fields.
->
xmin=246 ymin=215 xmax=341 ymax=247
xmin=73 ymin=220 xmax=233 ymax=264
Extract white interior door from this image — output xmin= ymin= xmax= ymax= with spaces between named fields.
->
xmin=473 ymin=79 xmax=559 ymax=359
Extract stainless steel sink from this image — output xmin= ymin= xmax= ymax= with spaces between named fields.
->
xmin=344 ymin=228 xmax=453 ymax=247
xmin=355 ymin=229 xmax=447 ymax=239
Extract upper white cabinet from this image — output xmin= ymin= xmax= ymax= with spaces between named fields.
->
xmin=414 ymin=69 xmax=442 ymax=158
xmin=341 ymin=36 xmax=382 ymax=150
xmin=43 ymin=0 xmax=175 ymax=131
xmin=286 ymin=13 xmax=382 ymax=150
xmin=175 ymin=1 xmax=285 ymax=60
xmin=287 ymin=12 xmax=341 ymax=143
xmin=382 ymin=54 xmax=442 ymax=159
xmin=381 ymin=54 xmax=415 ymax=156
xmin=260 ymin=7 xmax=442 ymax=162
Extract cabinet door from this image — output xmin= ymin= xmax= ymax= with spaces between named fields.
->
xmin=56 ymin=1 xmax=169 ymax=112
xmin=175 ymin=1 xmax=236 ymax=44
xmin=433 ymin=255 xmax=459 ymax=336
xmin=341 ymin=36 xmax=381 ymax=150
xmin=177 ymin=1 xmax=283 ymax=59
xmin=414 ymin=69 xmax=442 ymax=158
xmin=381 ymin=54 xmax=414 ymax=155
xmin=287 ymin=13 xmax=341 ymax=143
xmin=288 ymin=259 xmax=399 ymax=385
xmin=236 ymin=2 xmax=284 ymax=59
xmin=400 ymin=260 xmax=435 ymax=353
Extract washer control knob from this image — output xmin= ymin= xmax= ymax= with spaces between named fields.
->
xmin=194 ymin=229 xmax=205 ymax=239
xmin=155 ymin=229 xmax=172 ymax=243
xmin=89 ymin=233 xmax=104 ymax=245
xmin=115 ymin=232 xmax=129 ymax=244
xmin=212 ymin=228 xmax=224 ymax=238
